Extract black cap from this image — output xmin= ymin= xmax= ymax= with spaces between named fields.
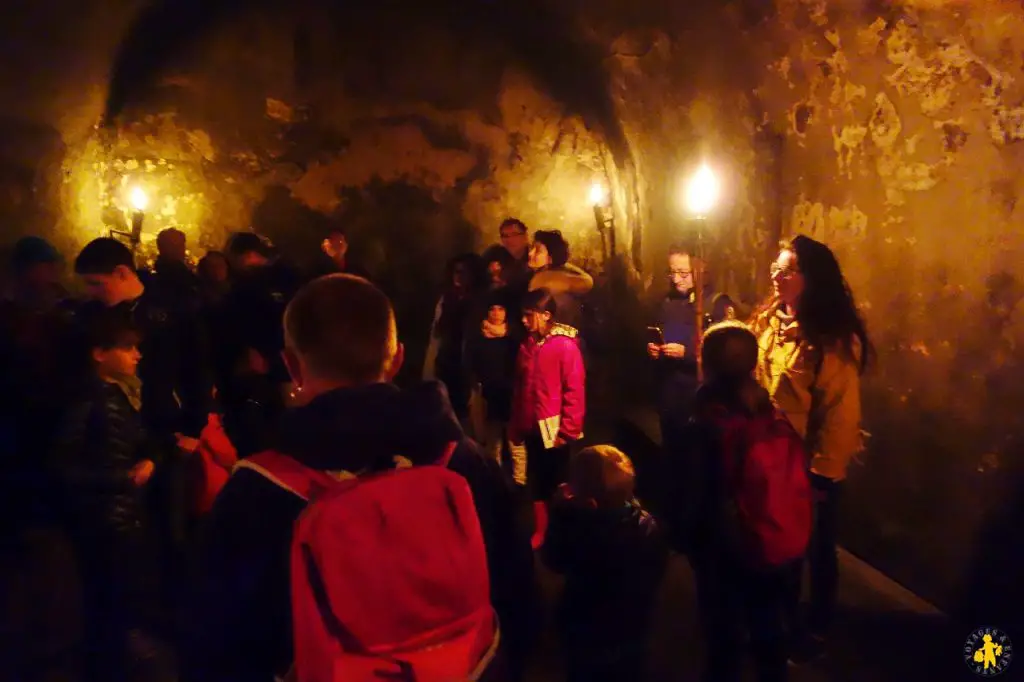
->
xmin=12 ymin=236 xmax=60 ymax=271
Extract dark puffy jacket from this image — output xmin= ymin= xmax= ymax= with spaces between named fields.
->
xmin=52 ymin=380 xmax=153 ymax=536
xmin=542 ymin=494 xmax=668 ymax=653
xmin=220 ymin=261 xmax=303 ymax=385
xmin=182 ymin=381 xmax=536 ymax=682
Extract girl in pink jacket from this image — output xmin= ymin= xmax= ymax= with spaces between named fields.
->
xmin=510 ymin=287 xmax=586 ymax=548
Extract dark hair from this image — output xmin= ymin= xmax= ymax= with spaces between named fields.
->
xmin=786 ymin=235 xmax=873 ymax=373
xmin=225 ymin=232 xmax=273 ymax=258
xmin=481 ymin=244 xmax=514 ymax=270
xmin=156 ymin=227 xmax=185 ymax=251
xmin=74 ymin=238 xmax=135 ymax=275
xmin=12 ymin=236 xmax=60 ymax=273
xmin=532 ymin=230 xmax=569 ymax=268
xmin=499 ymin=218 xmax=528 ymax=236
xmin=445 ymin=252 xmax=486 ymax=291
xmin=324 ymin=225 xmax=347 ymax=240
xmin=85 ymin=306 xmax=140 ymax=351
xmin=197 ymin=250 xmax=230 ymax=279
xmin=521 ymin=287 xmax=558 ymax=317
xmin=667 ymin=243 xmax=692 ymax=258
xmin=702 ymin=321 xmax=759 ymax=381
xmin=284 ymin=274 xmax=395 ymax=384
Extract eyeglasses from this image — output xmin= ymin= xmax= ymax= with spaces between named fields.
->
xmin=500 ymin=230 xmax=526 ymax=239
xmin=668 ymin=269 xmax=693 ymax=278
xmin=770 ymin=263 xmax=800 ymax=278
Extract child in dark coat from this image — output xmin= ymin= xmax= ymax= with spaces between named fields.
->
xmin=467 ymin=295 xmax=518 ymax=467
xmin=542 ymin=444 xmax=668 ymax=682
xmin=53 ymin=308 xmax=174 ymax=682
xmin=668 ymin=321 xmax=806 ymax=682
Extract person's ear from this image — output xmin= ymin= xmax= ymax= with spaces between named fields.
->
xmin=386 ymin=342 xmax=405 ymax=382
xmin=113 ymin=264 xmax=134 ymax=281
xmin=91 ymin=348 xmax=107 ymax=365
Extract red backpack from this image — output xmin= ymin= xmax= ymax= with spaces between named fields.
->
xmin=237 ymin=448 xmax=500 ymax=682
xmin=710 ymin=408 xmax=812 ymax=567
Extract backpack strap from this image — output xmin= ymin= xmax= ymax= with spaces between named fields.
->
xmin=234 ymin=442 xmax=462 ymax=502
xmin=235 ymin=451 xmax=338 ymax=502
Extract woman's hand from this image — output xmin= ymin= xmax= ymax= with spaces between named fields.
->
xmin=661 ymin=343 xmax=686 ymax=359
xmin=647 ymin=343 xmax=661 ymax=359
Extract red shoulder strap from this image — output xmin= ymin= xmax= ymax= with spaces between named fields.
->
xmin=234 ymin=451 xmax=338 ymax=502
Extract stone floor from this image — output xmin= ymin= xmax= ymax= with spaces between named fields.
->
xmin=524 ymin=548 xmax=964 ymax=682
xmin=530 ymin=407 xmax=975 ymax=682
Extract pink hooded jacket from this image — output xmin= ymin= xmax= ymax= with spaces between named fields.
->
xmin=509 ymin=323 xmax=586 ymax=448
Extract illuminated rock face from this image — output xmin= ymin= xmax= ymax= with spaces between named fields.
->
xmin=756 ymin=0 xmax=1024 ymax=619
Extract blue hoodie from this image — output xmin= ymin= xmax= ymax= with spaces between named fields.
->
xmin=182 ymin=381 xmax=536 ymax=682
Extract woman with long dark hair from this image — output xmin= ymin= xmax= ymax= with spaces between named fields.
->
xmin=753 ymin=234 xmax=872 ymax=664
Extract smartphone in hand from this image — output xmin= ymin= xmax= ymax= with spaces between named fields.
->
xmin=646 ymin=326 xmax=665 ymax=346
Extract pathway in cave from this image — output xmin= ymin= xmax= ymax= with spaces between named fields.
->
xmin=520 ymin=410 xmax=961 ymax=682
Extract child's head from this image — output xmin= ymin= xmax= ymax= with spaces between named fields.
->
xmin=521 ymin=287 xmax=557 ymax=335
xmin=87 ymin=309 xmax=142 ymax=379
xmin=569 ymin=445 xmax=636 ymax=508
xmin=701 ymin=320 xmax=759 ymax=383
xmin=486 ymin=303 xmax=507 ymax=326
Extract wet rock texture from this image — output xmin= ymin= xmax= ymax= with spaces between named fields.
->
xmin=756 ymin=0 xmax=1024 ymax=620
xmin=1 ymin=0 xmax=1023 ymax=617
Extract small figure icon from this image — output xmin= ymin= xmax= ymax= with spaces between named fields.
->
xmin=973 ymin=634 xmax=1004 ymax=672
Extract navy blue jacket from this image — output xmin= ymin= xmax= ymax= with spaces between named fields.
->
xmin=182 ymin=381 xmax=536 ymax=682
xmin=542 ymin=496 xmax=668 ymax=655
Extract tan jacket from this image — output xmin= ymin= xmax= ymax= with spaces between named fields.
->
xmin=756 ymin=310 xmax=863 ymax=481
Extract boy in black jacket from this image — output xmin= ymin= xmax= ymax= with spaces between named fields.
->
xmin=182 ymin=274 xmax=537 ymax=682
xmin=542 ymin=444 xmax=668 ymax=682
xmin=53 ymin=308 xmax=173 ymax=682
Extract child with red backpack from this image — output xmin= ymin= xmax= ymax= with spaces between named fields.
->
xmin=183 ymin=275 xmax=509 ymax=682
xmin=669 ymin=321 xmax=811 ymax=682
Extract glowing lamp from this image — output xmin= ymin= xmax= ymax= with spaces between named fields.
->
xmin=684 ymin=164 xmax=720 ymax=218
xmin=588 ymin=182 xmax=609 ymax=208
xmin=129 ymin=186 xmax=149 ymax=212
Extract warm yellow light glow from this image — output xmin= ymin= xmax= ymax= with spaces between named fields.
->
xmin=684 ymin=164 xmax=720 ymax=217
xmin=129 ymin=186 xmax=149 ymax=212
xmin=589 ymin=182 xmax=609 ymax=208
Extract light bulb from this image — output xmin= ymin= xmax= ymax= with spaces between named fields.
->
xmin=589 ymin=182 xmax=609 ymax=208
xmin=684 ymin=164 xmax=720 ymax=217
xmin=129 ymin=186 xmax=149 ymax=212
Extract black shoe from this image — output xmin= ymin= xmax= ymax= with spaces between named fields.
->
xmin=787 ymin=633 xmax=826 ymax=666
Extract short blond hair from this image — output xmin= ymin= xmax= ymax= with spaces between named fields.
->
xmin=570 ymin=445 xmax=636 ymax=508
xmin=284 ymin=274 xmax=396 ymax=384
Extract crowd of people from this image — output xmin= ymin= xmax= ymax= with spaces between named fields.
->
xmin=0 ymin=215 xmax=870 ymax=682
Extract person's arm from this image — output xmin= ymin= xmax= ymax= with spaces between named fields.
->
xmin=51 ymin=400 xmax=136 ymax=491
xmin=533 ymin=344 xmax=565 ymax=449
xmin=507 ymin=343 xmax=526 ymax=444
xmin=557 ymin=342 xmax=585 ymax=443
xmin=809 ymin=346 xmax=863 ymax=480
xmin=181 ymin=469 xmax=304 ymax=682
xmin=539 ymin=490 xmax=573 ymax=573
xmin=175 ymin=305 xmax=214 ymax=438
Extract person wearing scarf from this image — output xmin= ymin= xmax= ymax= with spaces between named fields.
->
xmin=52 ymin=307 xmax=173 ymax=681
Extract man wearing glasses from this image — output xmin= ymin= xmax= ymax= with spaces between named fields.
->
xmin=647 ymin=245 xmax=735 ymax=456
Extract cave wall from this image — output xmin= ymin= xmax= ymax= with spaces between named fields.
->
xmin=756 ymin=0 xmax=1024 ymax=619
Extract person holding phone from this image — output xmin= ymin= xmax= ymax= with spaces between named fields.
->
xmin=648 ymin=246 xmax=735 ymax=460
